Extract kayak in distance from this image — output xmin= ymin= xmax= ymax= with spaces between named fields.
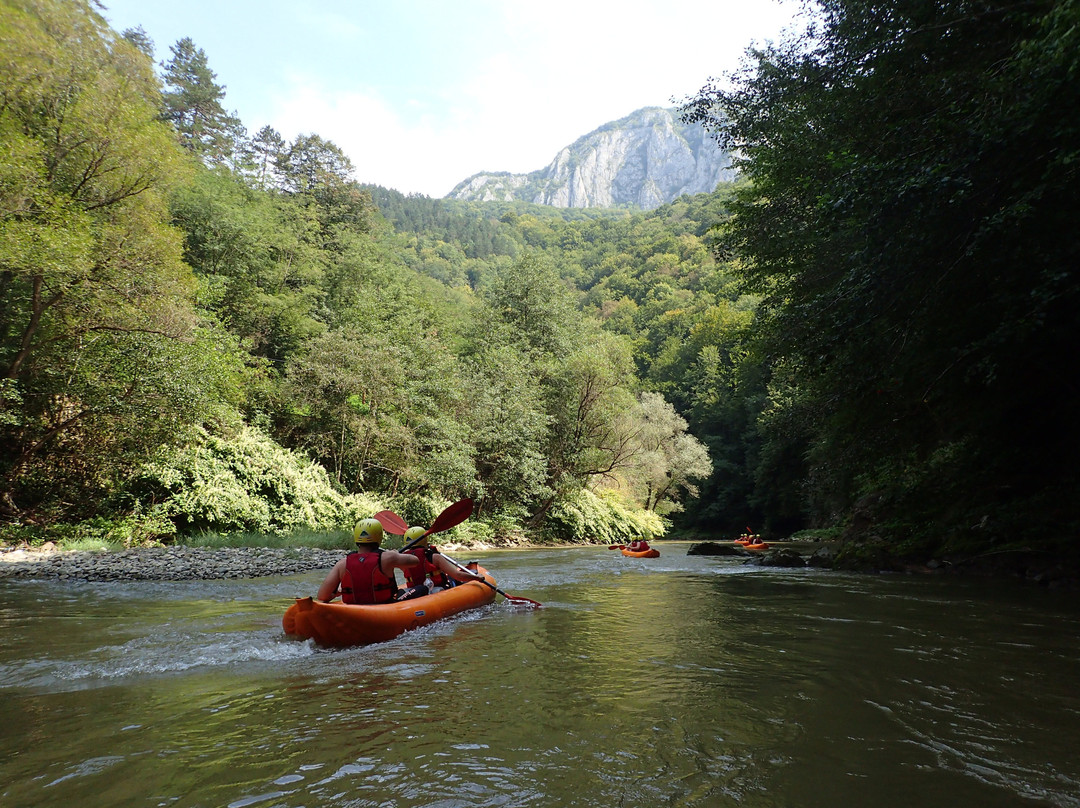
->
xmin=282 ymin=566 xmax=497 ymax=648
xmin=621 ymin=547 xmax=660 ymax=558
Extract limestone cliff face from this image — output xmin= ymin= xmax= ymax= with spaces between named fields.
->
xmin=447 ymin=107 xmax=734 ymax=210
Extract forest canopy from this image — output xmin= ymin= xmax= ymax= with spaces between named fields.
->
xmin=682 ymin=0 xmax=1080 ymax=557
xmin=2 ymin=0 xmax=1077 ymax=565
xmin=0 ymin=0 xmax=707 ymax=545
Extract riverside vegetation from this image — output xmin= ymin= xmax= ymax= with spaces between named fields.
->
xmin=1 ymin=0 xmax=1077 ymax=579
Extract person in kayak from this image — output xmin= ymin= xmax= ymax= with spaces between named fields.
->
xmin=626 ymin=538 xmax=652 ymax=553
xmin=399 ymin=525 xmax=484 ymax=596
xmin=317 ymin=518 xmax=420 ymax=604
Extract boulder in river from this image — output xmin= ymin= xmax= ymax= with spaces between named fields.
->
xmin=687 ymin=542 xmax=746 ymax=557
xmin=754 ymin=548 xmax=807 ymax=568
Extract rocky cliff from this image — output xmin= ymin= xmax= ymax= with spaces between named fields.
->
xmin=446 ymin=107 xmax=734 ymax=210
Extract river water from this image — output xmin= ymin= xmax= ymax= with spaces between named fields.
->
xmin=1 ymin=543 xmax=1078 ymax=808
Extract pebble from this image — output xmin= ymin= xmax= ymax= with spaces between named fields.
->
xmin=0 ymin=546 xmax=346 ymax=582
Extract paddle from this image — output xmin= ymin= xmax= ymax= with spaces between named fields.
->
xmin=440 ymin=552 xmax=542 ymax=608
xmin=380 ymin=498 xmax=541 ymax=606
xmin=421 ymin=497 xmax=474 ymax=540
xmin=374 ymin=510 xmax=408 ymax=535
xmin=608 ymin=544 xmax=625 ymax=550
xmin=385 ymin=498 xmax=477 ymax=551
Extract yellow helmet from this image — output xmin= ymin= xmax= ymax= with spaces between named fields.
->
xmin=404 ymin=526 xmax=428 ymax=548
xmin=353 ymin=518 xmax=384 ymax=545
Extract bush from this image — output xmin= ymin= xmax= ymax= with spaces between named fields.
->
xmin=546 ymin=488 xmax=665 ymax=544
xmin=129 ymin=425 xmax=383 ymax=535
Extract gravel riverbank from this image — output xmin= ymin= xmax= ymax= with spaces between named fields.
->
xmin=0 ymin=545 xmax=346 ymax=582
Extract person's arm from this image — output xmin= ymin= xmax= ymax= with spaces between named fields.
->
xmin=316 ymin=560 xmax=345 ymax=602
xmin=384 ymin=550 xmax=421 ymax=571
xmin=434 ymin=553 xmax=482 ymax=582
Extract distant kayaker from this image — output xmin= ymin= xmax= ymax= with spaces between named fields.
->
xmin=400 ymin=525 xmax=484 ymax=595
xmin=626 ymin=538 xmax=651 ymax=553
xmin=317 ymin=518 xmax=421 ymax=604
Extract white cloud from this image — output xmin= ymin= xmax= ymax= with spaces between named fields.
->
xmin=262 ymin=0 xmax=804 ymax=197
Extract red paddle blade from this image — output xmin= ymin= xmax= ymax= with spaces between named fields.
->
xmin=422 ymin=498 xmax=474 ymax=537
xmin=504 ymin=594 xmax=543 ymax=608
xmin=374 ymin=510 xmax=408 ymax=535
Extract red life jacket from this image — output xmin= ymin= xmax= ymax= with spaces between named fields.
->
xmin=341 ymin=550 xmax=397 ymax=604
xmin=403 ymin=546 xmax=448 ymax=588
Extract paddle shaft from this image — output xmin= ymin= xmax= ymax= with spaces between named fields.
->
xmin=440 ymin=553 xmax=542 ymax=607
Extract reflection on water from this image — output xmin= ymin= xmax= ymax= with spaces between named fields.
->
xmin=1 ymin=544 xmax=1078 ymax=807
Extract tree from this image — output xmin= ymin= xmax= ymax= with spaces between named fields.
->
xmin=278 ymin=133 xmax=354 ymax=195
xmin=0 ymin=0 xmax=230 ymax=519
xmin=122 ymin=25 xmax=154 ymax=59
xmin=169 ymin=167 xmax=329 ymax=364
xmin=461 ymin=346 xmax=551 ymax=516
xmin=543 ymin=331 xmax=642 ymax=495
xmin=482 ymin=254 xmax=579 ymax=359
xmin=249 ymin=125 xmax=287 ymax=190
xmin=161 ymin=37 xmax=242 ymax=163
xmin=631 ymin=392 xmax=713 ymax=514
xmin=682 ymin=0 xmax=1080 ymax=547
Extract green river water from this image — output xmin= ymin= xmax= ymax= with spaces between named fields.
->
xmin=1 ymin=542 xmax=1078 ymax=808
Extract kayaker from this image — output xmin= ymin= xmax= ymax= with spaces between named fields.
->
xmin=400 ymin=525 xmax=484 ymax=594
xmin=316 ymin=518 xmax=421 ymax=604
xmin=626 ymin=538 xmax=651 ymax=553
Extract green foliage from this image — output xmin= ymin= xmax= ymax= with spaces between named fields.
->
xmin=0 ymin=0 xmax=243 ymax=520
xmin=182 ymin=528 xmax=354 ymax=550
xmin=131 ymin=424 xmax=382 ymax=534
xmin=460 ymin=345 xmax=551 ymax=512
xmin=628 ymin=392 xmax=713 ymax=514
xmin=0 ymin=501 xmax=176 ymax=548
xmin=683 ymin=0 xmax=1080 ymax=547
xmin=546 ymin=488 xmax=665 ymax=544
xmin=1 ymin=6 xmax=725 ymax=544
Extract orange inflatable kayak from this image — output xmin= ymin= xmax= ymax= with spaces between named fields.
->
xmin=743 ymin=542 xmax=770 ymax=550
xmin=282 ymin=566 xmax=497 ymax=647
xmin=621 ymin=547 xmax=660 ymax=558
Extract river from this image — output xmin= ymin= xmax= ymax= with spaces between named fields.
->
xmin=1 ymin=543 xmax=1078 ymax=808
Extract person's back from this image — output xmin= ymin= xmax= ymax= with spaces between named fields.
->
xmin=400 ymin=525 xmax=483 ymax=594
xmin=317 ymin=518 xmax=420 ymax=603
xmin=401 ymin=527 xmax=448 ymax=592
xmin=341 ymin=546 xmax=398 ymax=604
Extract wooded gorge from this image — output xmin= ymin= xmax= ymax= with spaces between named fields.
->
xmin=2 ymin=0 xmax=1077 ymax=569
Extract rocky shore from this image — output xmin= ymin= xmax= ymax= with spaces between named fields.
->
xmin=0 ymin=545 xmax=346 ymax=582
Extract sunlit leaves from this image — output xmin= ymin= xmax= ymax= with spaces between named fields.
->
xmin=0 ymin=0 xmax=221 ymax=518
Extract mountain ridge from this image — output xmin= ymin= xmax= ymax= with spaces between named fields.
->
xmin=446 ymin=107 xmax=734 ymax=210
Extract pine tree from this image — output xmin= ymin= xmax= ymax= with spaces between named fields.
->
xmin=160 ymin=37 xmax=241 ymax=163
xmin=250 ymin=125 xmax=286 ymax=190
xmin=122 ymin=25 xmax=154 ymax=59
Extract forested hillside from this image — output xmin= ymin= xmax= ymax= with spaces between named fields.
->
xmin=0 ymin=0 xmax=699 ymax=546
xmin=3 ymin=0 xmax=1077 ymax=571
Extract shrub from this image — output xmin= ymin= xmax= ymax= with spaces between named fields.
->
xmin=130 ymin=425 xmax=382 ymax=535
xmin=546 ymin=488 xmax=665 ymax=544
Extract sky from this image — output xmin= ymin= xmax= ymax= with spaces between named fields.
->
xmin=100 ymin=0 xmax=803 ymax=198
